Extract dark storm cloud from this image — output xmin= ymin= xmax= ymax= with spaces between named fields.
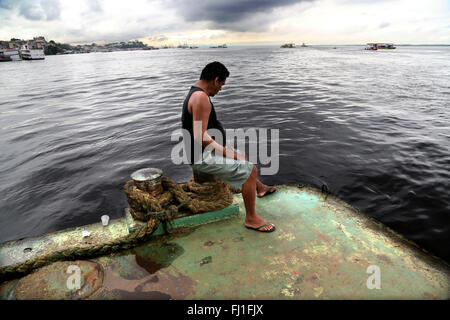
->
xmin=171 ymin=0 xmax=314 ymax=31
xmin=0 ymin=0 xmax=13 ymax=9
xmin=0 ymin=0 xmax=61 ymax=21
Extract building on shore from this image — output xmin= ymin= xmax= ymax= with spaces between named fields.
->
xmin=0 ymin=36 xmax=47 ymax=50
xmin=1 ymin=36 xmax=166 ymax=54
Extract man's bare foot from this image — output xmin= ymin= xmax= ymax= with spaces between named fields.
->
xmin=256 ymin=183 xmax=277 ymax=198
xmin=245 ymin=215 xmax=275 ymax=232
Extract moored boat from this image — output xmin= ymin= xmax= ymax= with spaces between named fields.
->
xmin=19 ymin=44 xmax=45 ymax=60
xmin=1 ymin=49 xmax=21 ymax=61
xmin=0 ymin=52 xmax=12 ymax=62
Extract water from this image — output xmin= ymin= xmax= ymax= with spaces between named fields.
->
xmin=1 ymin=46 xmax=449 ymax=262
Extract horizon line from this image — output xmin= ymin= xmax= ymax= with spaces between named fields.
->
xmin=2 ymin=36 xmax=449 ymax=47
xmin=66 ymin=42 xmax=450 ymax=47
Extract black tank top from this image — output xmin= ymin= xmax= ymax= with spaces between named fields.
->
xmin=181 ymin=86 xmax=226 ymax=164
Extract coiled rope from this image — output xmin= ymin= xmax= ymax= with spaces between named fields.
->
xmin=0 ymin=176 xmax=233 ymax=283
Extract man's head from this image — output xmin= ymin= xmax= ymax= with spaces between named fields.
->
xmin=200 ymin=61 xmax=229 ymax=96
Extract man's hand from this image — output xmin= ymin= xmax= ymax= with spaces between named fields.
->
xmin=226 ymin=142 xmax=247 ymax=161
xmin=235 ymin=153 xmax=247 ymax=161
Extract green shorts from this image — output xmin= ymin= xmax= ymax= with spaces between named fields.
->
xmin=191 ymin=151 xmax=254 ymax=189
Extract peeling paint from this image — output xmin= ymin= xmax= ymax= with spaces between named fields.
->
xmin=278 ymin=232 xmax=296 ymax=241
xmin=314 ymin=287 xmax=324 ymax=297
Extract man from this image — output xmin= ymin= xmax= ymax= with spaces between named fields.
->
xmin=181 ymin=61 xmax=276 ymax=232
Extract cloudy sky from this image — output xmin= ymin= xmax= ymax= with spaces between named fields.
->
xmin=0 ymin=0 xmax=449 ymax=45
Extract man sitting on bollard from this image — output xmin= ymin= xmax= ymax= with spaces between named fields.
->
xmin=181 ymin=61 xmax=277 ymax=232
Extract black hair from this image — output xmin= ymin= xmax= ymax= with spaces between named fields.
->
xmin=200 ymin=61 xmax=230 ymax=82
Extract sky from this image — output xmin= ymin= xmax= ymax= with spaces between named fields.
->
xmin=0 ymin=0 xmax=449 ymax=45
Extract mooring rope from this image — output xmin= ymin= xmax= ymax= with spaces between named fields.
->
xmin=0 ymin=176 xmax=233 ymax=283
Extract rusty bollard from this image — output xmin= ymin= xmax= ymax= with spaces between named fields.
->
xmin=131 ymin=168 xmax=163 ymax=196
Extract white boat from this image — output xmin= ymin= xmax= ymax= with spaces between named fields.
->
xmin=365 ymin=43 xmax=396 ymax=50
xmin=1 ymin=48 xmax=21 ymax=61
xmin=301 ymin=43 xmax=307 ymax=47
xmin=20 ymin=44 xmax=45 ymax=60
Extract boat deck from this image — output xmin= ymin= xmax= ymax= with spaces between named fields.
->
xmin=0 ymin=185 xmax=448 ymax=299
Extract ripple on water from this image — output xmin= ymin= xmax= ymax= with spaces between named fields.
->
xmin=0 ymin=46 xmax=449 ymax=262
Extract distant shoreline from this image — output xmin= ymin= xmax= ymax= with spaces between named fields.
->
xmin=225 ymin=44 xmax=450 ymax=47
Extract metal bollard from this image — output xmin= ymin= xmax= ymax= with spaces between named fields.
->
xmin=131 ymin=168 xmax=163 ymax=196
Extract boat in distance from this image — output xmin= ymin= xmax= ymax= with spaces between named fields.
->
xmin=0 ymin=50 xmax=12 ymax=62
xmin=210 ymin=44 xmax=227 ymax=48
xmin=365 ymin=43 xmax=396 ymax=50
xmin=20 ymin=44 xmax=45 ymax=60
xmin=281 ymin=43 xmax=296 ymax=48
xmin=0 ymin=49 xmax=21 ymax=61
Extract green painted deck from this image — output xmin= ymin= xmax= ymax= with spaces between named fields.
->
xmin=0 ymin=205 xmax=239 ymax=268
xmin=1 ymin=185 xmax=449 ymax=300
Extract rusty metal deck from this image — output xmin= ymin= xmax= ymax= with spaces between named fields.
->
xmin=1 ymin=185 xmax=448 ymax=300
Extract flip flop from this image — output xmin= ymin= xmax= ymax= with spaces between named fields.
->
xmin=245 ymin=223 xmax=276 ymax=233
xmin=257 ymin=186 xmax=277 ymax=198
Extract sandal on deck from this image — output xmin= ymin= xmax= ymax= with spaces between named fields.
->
xmin=245 ymin=223 xmax=276 ymax=233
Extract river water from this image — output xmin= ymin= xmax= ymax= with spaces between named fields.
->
xmin=0 ymin=45 xmax=449 ymax=262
